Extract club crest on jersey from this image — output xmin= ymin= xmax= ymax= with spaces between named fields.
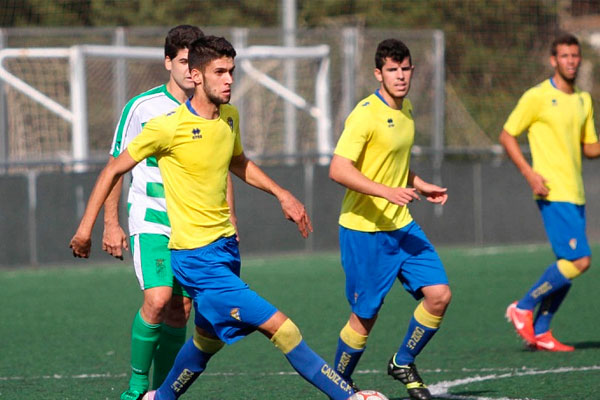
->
xmin=569 ymin=238 xmax=577 ymax=250
xmin=387 ymin=118 xmax=395 ymax=128
xmin=227 ymin=117 xmax=234 ymax=132
xmin=192 ymin=128 xmax=202 ymax=139
xmin=230 ymin=308 xmax=241 ymax=321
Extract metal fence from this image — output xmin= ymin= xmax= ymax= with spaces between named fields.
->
xmin=1 ymin=26 xmax=599 ymax=267
xmin=0 ymin=26 xmax=445 ymax=169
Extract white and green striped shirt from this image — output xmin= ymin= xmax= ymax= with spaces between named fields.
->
xmin=109 ymin=84 xmax=180 ymax=236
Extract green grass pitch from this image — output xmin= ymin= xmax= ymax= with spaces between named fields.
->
xmin=1 ymin=244 xmax=599 ymax=399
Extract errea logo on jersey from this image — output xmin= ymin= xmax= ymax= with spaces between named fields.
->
xmin=227 ymin=117 xmax=234 ymax=132
xmin=192 ymin=128 xmax=202 ymax=139
xmin=551 ymin=99 xmax=558 ymax=106
xmin=387 ymin=118 xmax=395 ymax=128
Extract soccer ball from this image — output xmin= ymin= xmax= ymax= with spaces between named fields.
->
xmin=347 ymin=390 xmax=389 ymax=400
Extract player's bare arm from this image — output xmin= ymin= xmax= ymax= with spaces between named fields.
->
xmin=329 ymin=153 xmax=420 ymax=206
xmin=229 ymin=152 xmax=312 ymax=238
xmin=583 ymin=141 xmax=600 ymax=158
xmin=408 ymin=171 xmax=448 ymax=205
xmin=499 ymin=129 xmax=549 ymax=197
xmin=70 ymin=151 xmax=139 ymax=258
xmin=102 ymin=157 xmax=128 ymax=259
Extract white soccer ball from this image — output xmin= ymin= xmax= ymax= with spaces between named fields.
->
xmin=347 ymin=390 xmax=389 ymax=400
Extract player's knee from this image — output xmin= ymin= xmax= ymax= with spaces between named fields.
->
xmin=573 ymin=256 xmax=591 ymax=273
xmin=558 ymin=258 xmax=588 ymax=279
xmin=164 ymin=296 xmax=192 ymax=327
xmin=439 ymin=286 xmax=452 ymax=307
xmin=422 ymin=285 xmax=451 ymax=315
xmin=270 ymin=318 xmax=302 ymax=354
xmin=142 ymin=292 xmax=172 ymax=321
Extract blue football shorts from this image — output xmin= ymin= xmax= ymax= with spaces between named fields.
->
xmin=339 ymin=221 xmax=448 ymax=319
xmin=170 ymin=235 xmax=277 ymax=344
xmin=536 ymin=200 xmax=591 ymax=260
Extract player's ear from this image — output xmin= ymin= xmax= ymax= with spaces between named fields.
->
xmin=550 ymin=55 xmax=557 ymax=69
xmin=374 ymin=67 xmax=383 ymax=83
xmin=165 ymin=56 xmax=173 ymax=72
xmin=190 ymin=67 xmax=203 ymax=85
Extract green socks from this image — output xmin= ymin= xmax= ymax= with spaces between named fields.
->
xmin=128 ymin=311 xmax=161 ymax=392
xmin=151 ymin=323 xmax=187 ymax=389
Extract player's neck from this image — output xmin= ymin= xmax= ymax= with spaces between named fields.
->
xmin=551 ymin=73 xmax=575 ymax=94
xmin=189 ymin=94 xmax=220 ymax=120
xmin=166 ymin=80 xmax=193 ymax=104
xmin=378 ymin=86 xmax=404 ymax=110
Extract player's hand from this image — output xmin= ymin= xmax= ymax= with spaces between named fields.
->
xmin=278 ymin=190 xmax=313 ymax=238
xmin=70 ymin=232 xmax=92 ymax=258
xmin=525 ymin=171 xmax=549 ymax=197
xmin=416 ymin=182 xmax=448 ymax=205
xmin=384 ymin=187 xmax=421 ymax=206
xmin=102 ymin=223 xmax=128 ymax=260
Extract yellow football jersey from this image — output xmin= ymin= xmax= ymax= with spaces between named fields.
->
xmin=334 ymin=92 xmax=415 ymax=232
xmin=127 ymin=101 xmax=242 ymax=249
xmin=504 ymin=79 xmax=597 ymax=204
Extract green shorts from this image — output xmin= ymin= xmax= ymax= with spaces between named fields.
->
xmin=130 ymin=233 xmax=189 ymax=298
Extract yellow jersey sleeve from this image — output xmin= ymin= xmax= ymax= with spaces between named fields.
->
xmin=231 ymin=109 xmax=243 ymax=156
xmin=503 ymin=87 xmax=539 ymax=137
xmin=334 ymin=106 xmax=372 ymax=162
xmin=126 ymin=114 xmax=174 ymax=162
xmin=581 ymin=93 xmax=598 ymax=144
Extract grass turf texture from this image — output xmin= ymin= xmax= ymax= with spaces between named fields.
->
xmin=1 ymin=244 xmax=599 ymax=399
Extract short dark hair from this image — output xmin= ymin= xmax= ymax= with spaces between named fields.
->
xmin=188 ymin=36 xmax=237 ymax=72
xmin=551 ymin=33 xmax=580 ymax=56
xmin=164 ymin=25 xmax=204 ymax=60
xmin=375 ymin=38 xmax=412 ymax=69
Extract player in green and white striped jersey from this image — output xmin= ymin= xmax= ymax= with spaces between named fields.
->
xmin=102 ymin=25 xmax=237 ymax=400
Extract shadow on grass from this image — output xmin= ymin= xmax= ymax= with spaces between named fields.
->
xmin=446 ymin=390 xmax=496 ymax=397
xmin=572 ymin=341 xmax=600 ymax=350
xmin=386 ymin=391 xmax=497 ymax=400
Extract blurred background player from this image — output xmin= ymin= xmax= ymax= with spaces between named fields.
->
xmin=71 ymin=35 xmax=356 ymax=400
xmin=102 ymin=25 xmax=238 ymax=400
xmin=329 ymin=38 xmax=451 ymax=400
xmin=500 ymin=33 xmax=600 ymax=352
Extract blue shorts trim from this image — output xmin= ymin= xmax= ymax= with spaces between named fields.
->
xmin=171 ymin=235 xmax=277 ymax=344
xmin=339 ymin=222 xmax=448 ymax=319
xmin=537 ymin=200 xmax=591 ymax=260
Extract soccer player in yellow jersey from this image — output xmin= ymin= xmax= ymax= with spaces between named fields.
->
xmin=70 ymin=36 xmax=357 ymax=400
xmin=330 ymin=39 xmax=451 ymax=400
xmin=99 ymin=25 xmax=237 ymax=400
xmin=501 ymin=33 xmax=600 ymax=352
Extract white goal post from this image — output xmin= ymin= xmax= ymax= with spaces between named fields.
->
xmin=0 ymin=43 xmax=332 ymax=169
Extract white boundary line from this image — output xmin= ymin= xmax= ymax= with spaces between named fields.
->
xmin=428 ymin=365 xmax=600 ymax=400
xmin=1 ymin=365 xmax=599 ymax=399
